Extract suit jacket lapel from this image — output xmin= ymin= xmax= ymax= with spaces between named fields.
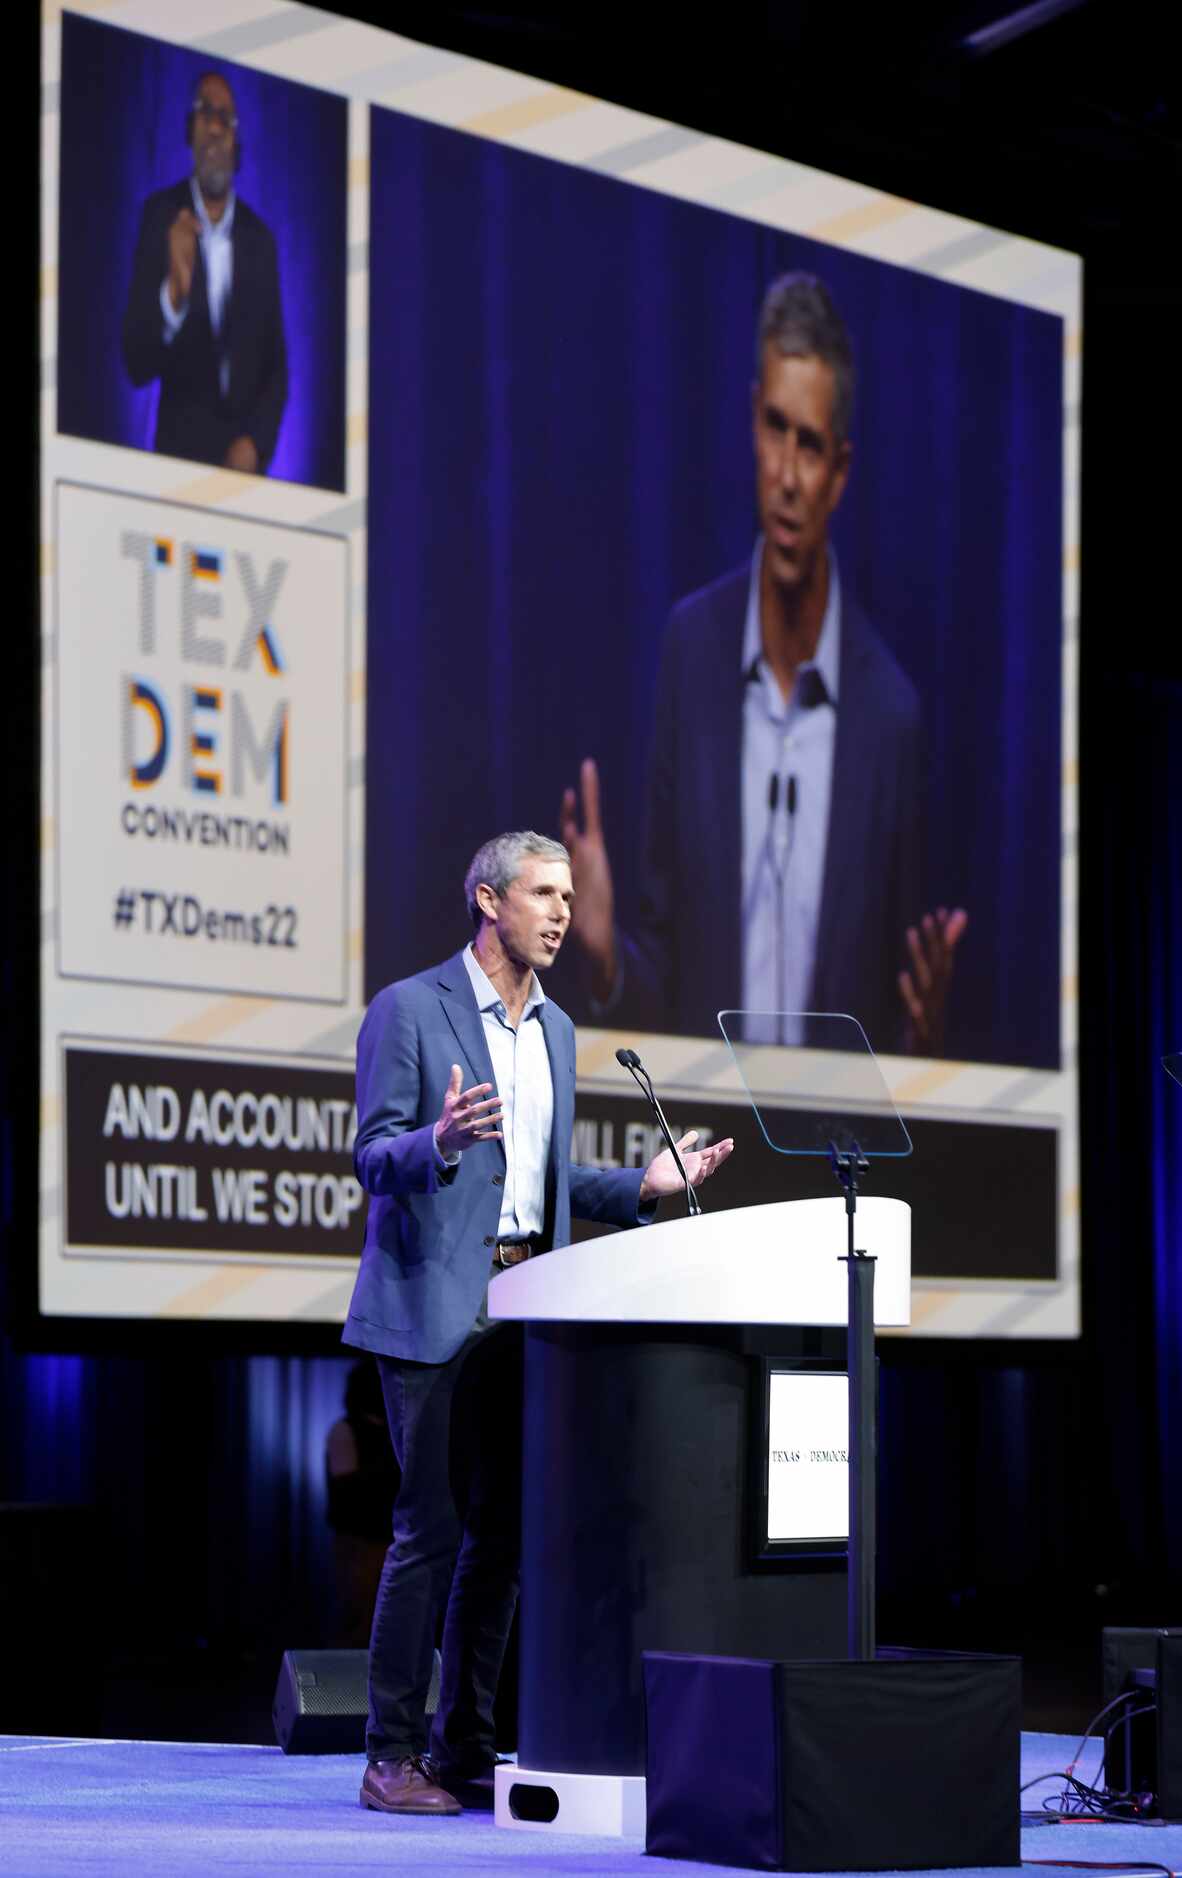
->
xmin=435 ymin=949 xmax=498 ymax=1094
xmin=222 ymin=210 xmax=239 ymax=370
xmin=812 ymin=600 xmax=877 ymax=1008
xmin=191 ymin=235 xmax=212 ymax=336
xmin=714 ymin=582 xmax=746 ymax=992
xmin=688 ymin=569 xmax=745 ymax=1007
xmin=538 ymin=1003 xmax=573 ymax=1185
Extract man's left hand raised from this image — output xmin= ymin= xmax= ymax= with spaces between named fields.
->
xmin=224 ymin=435 xmax=259 ymax=474
xmin=898 ymin=907 xmax=969 ymax=1055
xmin=639 ymin=1130 xmax=734 ymax=1204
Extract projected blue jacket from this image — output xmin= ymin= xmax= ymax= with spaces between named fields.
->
xmin=343 ymin=948 xmax=650 ymax=1362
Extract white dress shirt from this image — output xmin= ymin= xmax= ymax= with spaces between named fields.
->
xmin=160 ymin=177 xmax=236 ymax=398
xmin=457 ymin=945 xmax=554 ymax=1239
xmin=740 ymin=538 xmax=841 ymax=1045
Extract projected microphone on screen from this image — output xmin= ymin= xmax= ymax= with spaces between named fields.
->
xmin=561 ymin=272 xmax=967 ymax=1055
xmin=121 ymin=70 xmax=287 ymax=475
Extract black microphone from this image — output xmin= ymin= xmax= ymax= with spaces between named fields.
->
xmin=614 ymin=1047 xmax=701 ymax=1217
xmin=768 ymin=770 xmax=798 ymax=884
xmin=766 ymin=774 xmax=799 ymax=1042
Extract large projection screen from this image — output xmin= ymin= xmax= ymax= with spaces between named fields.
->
xmin=38 ymin=0 xmax=1081 ymax=1337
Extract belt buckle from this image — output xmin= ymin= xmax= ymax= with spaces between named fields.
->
xmin=496 ymin=1241 xmax=532 ymax=1269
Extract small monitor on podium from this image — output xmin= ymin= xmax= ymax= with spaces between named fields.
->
xmin=719 ymin=1012 xmax=911 ymax=1568
xmin=717 ymin=1010 xmax=912 ymax=1162
xmin=763 ymin=1368 xmax=850 ymax=1553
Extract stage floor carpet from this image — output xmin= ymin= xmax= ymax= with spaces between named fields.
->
xmin=2 ymin=1730 xmax=1179 ymax=1876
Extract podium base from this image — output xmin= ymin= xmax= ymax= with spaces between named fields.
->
xmin=493 ymin=1763 xmax=645 ymax=1836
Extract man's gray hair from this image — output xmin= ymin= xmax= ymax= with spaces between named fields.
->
xmin=464 ymin=830 xmax=570 ymax=931
xmin=757 ymin=273 xmax=855 ymax=448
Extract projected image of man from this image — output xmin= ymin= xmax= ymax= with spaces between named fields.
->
xmin=562 ymin=273 xmax=968 ymax=1053
xmin=122 ymin=72 xmax=287 ymax=474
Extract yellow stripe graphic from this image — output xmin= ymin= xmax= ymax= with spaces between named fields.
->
xmin=461 ymin=87 xmax=589 ymax=139
xmin=807 ymin=196 xmax=912 ymax=245
xmin=167 ymin=997 xmax=274 ymax=1045
xmin=157 ymin=1267 xmax=267 ymax=1318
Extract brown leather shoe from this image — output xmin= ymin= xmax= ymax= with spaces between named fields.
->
xmin=360 ymin=1755 xmax=462 ymax=1816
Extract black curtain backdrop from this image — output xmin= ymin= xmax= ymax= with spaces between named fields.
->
xmin=6 ymin=67 xmax=1180 ymax=1735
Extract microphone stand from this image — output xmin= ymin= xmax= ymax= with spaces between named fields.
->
xmin=828 ymin=1136 xmax=875 ymax=1662
xmin=616 ymin=1049 xmax=701 ymax=1217
xmin=765 ymin=773 xmax=798 ymax=1047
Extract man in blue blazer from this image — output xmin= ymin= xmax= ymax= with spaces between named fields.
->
xmin=344 ymin=830 xmax=733 ymax=1817
xmin=561 ymin=273 xmax=967 ymax=1056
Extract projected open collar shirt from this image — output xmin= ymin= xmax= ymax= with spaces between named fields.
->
xmin=454 ymin=944 xmax=554 ymax=1240
xmin=740 ymin=537 xmax=841 ymax=1046
xmin=159 ymin=177 xmax=237 ymax=397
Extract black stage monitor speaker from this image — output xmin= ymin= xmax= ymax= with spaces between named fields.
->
xmin=1158 ymin=1633 xmax=1182 ymax=1822
xmin=273 ymin=1647 xmax=441 ymax=1755
xmin=1101 ymin=1626 xmax=1182 ymax=1819
xmin=1101 ymin=1625 xmax=1182 ymax=1705
xmin=644 ymin=1648 xmax=1021 ymax=1871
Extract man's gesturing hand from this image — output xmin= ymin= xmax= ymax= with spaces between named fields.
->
xmin=559 ymin=757 xmax=618 ymax=1004
xmin=223 ymin=436 xmax=260 ymax=474
xmin=898 ymin=907 xmax=969 ymax=1055
xmin=167 ymin=207 xmax=200 ymax=311
xmin=434 ymin=1063 xmax=503 ymax=1159
xmin=639 ymin=1130 xmax=735 ymax=1204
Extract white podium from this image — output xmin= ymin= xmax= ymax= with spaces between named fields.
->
xmin=489 ymin=1194 xmax=911 ymax=1330
xmin=488 ymin=1196 xmax=911 ymax=1835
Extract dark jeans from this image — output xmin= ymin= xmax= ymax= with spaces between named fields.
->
xmin=367 ymin=1298 xmax=522 ymax=1769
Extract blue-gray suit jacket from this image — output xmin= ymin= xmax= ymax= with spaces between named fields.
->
xmin=343 ymin=949 xmax=650 ymax=1363
xmin=612 ymin=563 xmax=924 ymax=1051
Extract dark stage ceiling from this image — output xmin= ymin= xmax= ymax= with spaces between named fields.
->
xmin=321 ymin=1 xmax=1178 ymax=269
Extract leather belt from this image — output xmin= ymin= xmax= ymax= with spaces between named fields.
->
xmin=493 ymin=1240 xmax=537 ymax=1269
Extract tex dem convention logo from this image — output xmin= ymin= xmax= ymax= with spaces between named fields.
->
xmin=120 ymin=533 xmax=292 ymax=851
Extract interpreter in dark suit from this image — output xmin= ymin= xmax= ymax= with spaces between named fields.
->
xmin=121 ymin=72 xmax=287 ymax=474
xmin=343 ymin=831 xmax=733 ymax=1818
xmin=561 ymin=273 xmax=968 ymax=1055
